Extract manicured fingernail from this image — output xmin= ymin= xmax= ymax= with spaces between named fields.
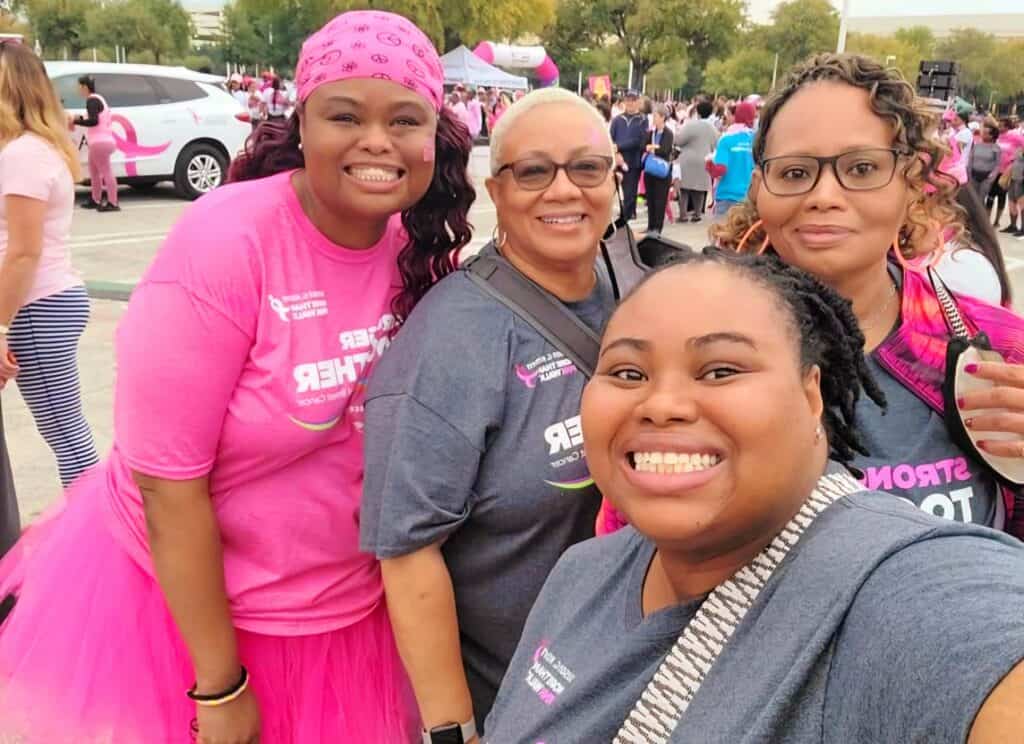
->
xmin=964 ymin=417 xmax=974 ymax=428
xmin=957 ymin=397 xmax=966 ymax=409
xmin=977 ymin=440 xmax=988 ymax=451
xmin=964 ymin=363 xmax=979 ymax=374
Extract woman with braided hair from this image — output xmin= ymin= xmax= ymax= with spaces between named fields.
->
xmin=484 ymin=248 xmax=1024 ymax=743
xmin=711 ymin=53 xmax=1024 ymax=536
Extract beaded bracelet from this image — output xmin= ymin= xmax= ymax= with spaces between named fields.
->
xmin=187 ymin=666 xmax=249 ymax=707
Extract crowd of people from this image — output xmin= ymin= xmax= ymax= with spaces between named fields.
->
xmin=1 ymin=12 xmax=1024 ymax=744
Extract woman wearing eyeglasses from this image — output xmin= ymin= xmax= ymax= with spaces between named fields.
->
xmin=360 ymin=88 xmax=617 ymax=743
xmin=712 ymin=53 xmax=1024 ymax=536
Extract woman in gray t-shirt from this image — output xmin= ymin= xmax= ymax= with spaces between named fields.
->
xmin=486 ymin=250 xmax=1024 ymax=744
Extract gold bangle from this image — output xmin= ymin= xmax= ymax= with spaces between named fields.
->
xmin=193 ymin=674 xmax=249 ymax=707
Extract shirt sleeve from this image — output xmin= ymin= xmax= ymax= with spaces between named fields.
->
xmin=359 ymin=392 xmax=486 ymax=557
xmin=114 ymin=280 xmax=252 ymax=480
xmin=75 ymin=97 xmax=102 ymax=127
xmin=824 ymin=532 xmax=1024 ymax=743
xmin=0 ymin=138 xmax=57 ymax=201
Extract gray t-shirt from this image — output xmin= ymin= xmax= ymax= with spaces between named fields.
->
xmin=485 ymin=483 xmax=1024 ymax=743
xmin=853 ymin=354 xmax=1002 ymax=528
xmin=360 ymin=249 xmax=614 ymax=726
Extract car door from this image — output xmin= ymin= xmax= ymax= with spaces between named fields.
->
xmin=88 ymin=73 xmax=169 ymax=179
xmin=51 ymin=74 xmax=90 ymax=172
xmin=150 ymin=76 xmax=209 ymax=176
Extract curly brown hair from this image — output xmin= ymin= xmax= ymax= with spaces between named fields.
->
xmin=710 ymin=53 xmax=962 ymax=257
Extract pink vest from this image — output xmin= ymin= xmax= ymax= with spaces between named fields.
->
xmin=86 ymin=94 xmax=115 ymax=145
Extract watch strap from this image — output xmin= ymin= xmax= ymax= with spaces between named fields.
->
xmin=422 ymin=717 xmax=476 ymax=744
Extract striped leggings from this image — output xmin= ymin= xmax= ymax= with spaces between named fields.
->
xmin=8 ymin=286 xmax=99 ymax=487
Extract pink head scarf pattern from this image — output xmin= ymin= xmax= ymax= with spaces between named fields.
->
xmin=295 ymin=10 xmax=444 ymax=112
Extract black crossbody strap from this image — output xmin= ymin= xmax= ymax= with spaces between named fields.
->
xmin=462 ymin=250 xmax=601 ymax=378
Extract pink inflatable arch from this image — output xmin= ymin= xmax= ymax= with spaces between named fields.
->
xmin=472 ymin=42 xmax=559 ymax=87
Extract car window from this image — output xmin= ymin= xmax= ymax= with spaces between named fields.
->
xmin=51 ymin=75 xmax=83 ymax=109
xmin=152 ymin=77 xmax=207 ymax=103
xmin=92 ymin=74 xmax=161 ymax=107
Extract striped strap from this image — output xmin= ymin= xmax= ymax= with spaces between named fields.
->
xmin=613 ymin=471 xmax=864 ymax=744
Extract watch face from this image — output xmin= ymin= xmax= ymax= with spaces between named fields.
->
xmin=429 ymin=723 xmax=464 ymax=744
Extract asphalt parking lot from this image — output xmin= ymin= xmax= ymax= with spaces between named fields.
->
xmin=4 ymin=146 xmax=1024 ymax=520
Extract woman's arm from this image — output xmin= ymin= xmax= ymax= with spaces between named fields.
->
xmin=0 ymin=195 xmax=46 ymax=380
xmin=382 ymin=544 xmax=477 ymax=740
xmin=656 ymin=129 xmax=674 ymax=160
xmin=968 ymin=659 xmax=1024 ymax=743
xmin=73 ymin=97 xmax=102 ymax=127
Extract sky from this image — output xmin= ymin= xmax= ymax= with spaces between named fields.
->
xmin=180 ymin=0 xmax=1022 ymax=22
xmin=747 ymin=0 xmax=1019 ymax=23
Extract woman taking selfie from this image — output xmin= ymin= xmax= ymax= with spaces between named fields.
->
xmin=0 ymin=11 xmax=474 ymax=743
xmin=713 ymin=54 xmax=1024 ymax=535
xmin=486 ymin=250 xmax=1024 ymax=743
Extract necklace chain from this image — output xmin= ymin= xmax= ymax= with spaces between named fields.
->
xmin=859 ymin=281 xmax=898 ymax=332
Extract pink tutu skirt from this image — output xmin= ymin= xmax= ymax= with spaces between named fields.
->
xmin=0 ymin=470 xmax=418 ymax=743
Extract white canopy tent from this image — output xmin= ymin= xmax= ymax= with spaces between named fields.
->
xmin=440 ymin=46 xmax=529 ymax=91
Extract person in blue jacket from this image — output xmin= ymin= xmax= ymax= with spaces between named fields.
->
xmin=610 ymin=90 xmax=649 ymax=221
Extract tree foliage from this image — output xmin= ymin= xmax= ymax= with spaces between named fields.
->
xmin=82 ymin=0 xmax=190 ymax=63
xmin=25 ymin=0 xmax=95 ymax=57
xmin=765 ymin=0 xmax=838 ymax=69
xmin=703 ymin=45 xmax=775 ymax=96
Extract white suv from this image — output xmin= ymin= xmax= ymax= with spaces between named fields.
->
xmin=46 ymin=62 xmax=252 ymax=200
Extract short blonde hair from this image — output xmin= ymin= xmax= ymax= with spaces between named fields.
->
xmin=489 ymin=88 xmax=614 ymax=176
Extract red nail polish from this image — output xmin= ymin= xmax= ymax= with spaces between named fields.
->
xmin=964 ymin=363 xmax=979 ymax=374
xmin=977 ymin=440 xmax=988 ymax=451
xmin=964 ymin=417 xmax=974 ymax=428
xmin=957 ymin=397 xmax=965 ymax=409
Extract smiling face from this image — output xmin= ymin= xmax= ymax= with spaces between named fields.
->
xmin=299 ymin=77 xmax=437 ymax=224
xmin=486 ymin=101 xmax=615 ymax=273
xmin=753 ymin=81 xmax=910 ymax=288
xmin=582 ymin=263 xmax=825 ymax=553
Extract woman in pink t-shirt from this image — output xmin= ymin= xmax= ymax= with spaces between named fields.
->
xmin=0 ymin=42 xmax=98 ymax=492
xmin=0 ymin=12 xmax=474 ymax=744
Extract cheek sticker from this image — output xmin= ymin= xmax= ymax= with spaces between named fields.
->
xmin=422 ymin=142 xmax=436 ymax=162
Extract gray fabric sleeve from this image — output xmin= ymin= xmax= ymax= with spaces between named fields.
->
xmin=359 ymin=392 xmax=486 ymax=558
xmin=824 ymin=533 xmax=1024 ymax=743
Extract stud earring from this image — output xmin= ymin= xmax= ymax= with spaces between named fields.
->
xmin=815 ymin=424 xmax=823 ymax=443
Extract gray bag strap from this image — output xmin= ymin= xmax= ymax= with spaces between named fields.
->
xmin=613 ymin=471 xmax=865 ymax=744
xmin=462 ymin=248 xmax=601 ymax=378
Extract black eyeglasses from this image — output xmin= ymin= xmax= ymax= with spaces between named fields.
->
xmin=760 ymin=148 xmax=906 ymax=196
xmin=496 ymin=155 xmax=614 ymax=191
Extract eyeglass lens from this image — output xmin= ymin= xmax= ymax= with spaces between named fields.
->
xmin=762 ymin=149 xmax=898 ymax=195
xmin=510 ymin=156 xmax=612 ymax=190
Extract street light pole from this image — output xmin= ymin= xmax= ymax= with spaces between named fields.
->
xmin=836 ymin=0 xmax=851 ymax=53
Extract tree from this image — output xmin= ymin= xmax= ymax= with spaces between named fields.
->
xmin=703 ymin=45 xmax=776 ymax=96
xmin=25 ymin=0 xmax=97 ymax=58
xmin=765 ymin=0 xmax=838 ymax=69
xmin=135 ymin=0 xmax=192 ymax=64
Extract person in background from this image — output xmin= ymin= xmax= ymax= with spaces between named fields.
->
xmin=996 ymin=117 xmax=1024 ymax=232
xmin=1008 ymin=145 xmax=1024 ymax=238
xmin=714 ymin=52 xmax=1024 ymax=535
xmin=488 ymin=91 xmax=512 ymax=132
xmin=0 ymin=11 xmax=475 ymax=743
xmin=72 ymin=74 xmax=119 ymax=212
xmin=447 ymin=88 xmax=472 ymax=135
xmin=246 ymin=80 xmax=262 ymax=128
xmin=674 ymin=98 xmax=719 ymax=223
xmin=708 ymin=101 xmax=756 ymax=220
xmin=467 ymin=88 xmax=484 ymax=141
xmin=610 ymin=90 xmax=648 ymax=222
xmin=362 ymin=88 xmax=616 ymax=741
xmin=968 ymin=120 xmax=1001 ymax=204
xmin=261 ymin=77 xmax=288 ymax=121
xmin=228 ymin=74 xmax=248 ymax=109
xmin=936 ymin=185 xmax=1013 ymax=308
xmin=643 ymin=104 xmax=674 ymax=235
xmin=485 ymin=249 xmax=1024 ymax=744
xmin=1 ymin=43 xmax=99 ymax=489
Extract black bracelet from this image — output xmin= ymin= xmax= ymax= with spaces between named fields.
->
xmin=187 ymin=666 xmax=248 ymax=702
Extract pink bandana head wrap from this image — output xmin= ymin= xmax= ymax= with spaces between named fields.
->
xmin=295 ymin=11 xmax=444 ymax=111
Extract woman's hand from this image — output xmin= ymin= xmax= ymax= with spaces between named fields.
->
xmin=0 ymin=337 xmax=17 ymax=388
xmin=960 ymin=361 xmax=1024 ymax=459
xmin=195 ymin=685 xmax=261 ymax=744
xmin=645 ymin=144 xmax=657 ymax=153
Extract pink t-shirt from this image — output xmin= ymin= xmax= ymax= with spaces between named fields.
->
xmin=997 ymin=130 xmax=1024 ymax=173
xmin=103 ymin=170 xmax=405 ymax=635
xmin=0 ymin=134 xmax=82 ymax=305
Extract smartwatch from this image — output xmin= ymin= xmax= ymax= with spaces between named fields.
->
xmin=422 ymin=717 xmax=477 ymax=744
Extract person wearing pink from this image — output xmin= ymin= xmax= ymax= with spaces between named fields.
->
xmin=73 ymin=74 xmax=119 ymax=212
xmin=466 ymin=87 xmax=483 ymax=140
xmin=996 ymin=117 xmax=1024 ymax=232
xmin=0 ymin=11 xmax=475 ymax=744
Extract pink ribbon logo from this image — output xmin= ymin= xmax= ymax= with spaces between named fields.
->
xmin=110 ymin=114 xmax=171 ymax=176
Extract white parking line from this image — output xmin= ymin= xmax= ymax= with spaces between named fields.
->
xmin=70 ymin=230 xmax=168 ymax=243
xmin=70 ymin=235 xmax=168 ymax=249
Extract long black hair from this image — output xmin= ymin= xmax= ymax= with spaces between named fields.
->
xmin=228 ymin=105 xmax=475 ymax=327
xmin=955 ymin=185 xmax=1012 ymax=306
xmin=618 ymin=248 xmax=887 ymax=464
